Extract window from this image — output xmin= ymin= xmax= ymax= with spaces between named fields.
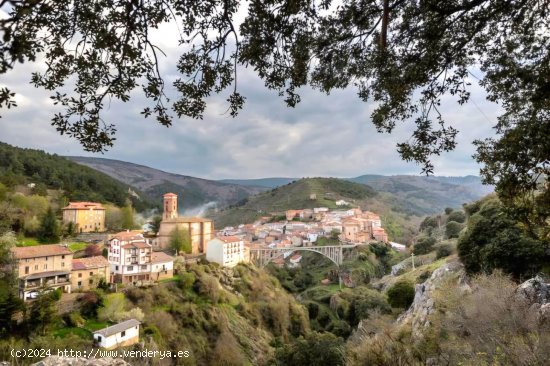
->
xmin=90 ymin=272 xmax=93 ymax=276
xmin=78 ymin=273 xmax=82 ymax=278
xmin=77 ymin=281 xmax=82 ymax=287
xmin=141 ymin=265 xmax=147 ymax=270
xmin=121 ymin=331 xmax=126 ymax=337
xmin=34 ymin=265 xmax=38 ymax=270
xmin=61 ymin=255 xmax=65 ymax=259
xmin=89 ymin=279 xmax=93 ymax=285
xmin=96 ymin=335 xmax=102 ymax=342
xmin=25 ymin=266 xmax=29 ymax=274
xmin=61 ymin=262 xmax=64 ymax=267
xmin=115 ymin=266 xmax=119 ymax=270
xmin=44 ymin=264 xmax=47 ymax=269
xmin=127 ymin=266 xmax=133 ymax=271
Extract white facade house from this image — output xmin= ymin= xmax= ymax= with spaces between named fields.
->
xmin=206 ymin=236 xmax=247 ymax=267
xmin=93 ymin=319 xmax=140 ymax=350
xmin=108 ymin=232 xmax=152 ymax=284
xmin=313 ymin=207 xmax=329 ymax=213
xmin=335 ymin=199 xmax=351 ymax=206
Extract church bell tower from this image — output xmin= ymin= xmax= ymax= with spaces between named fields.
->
xmin=163 ymin=193 xmax=179 ymax=220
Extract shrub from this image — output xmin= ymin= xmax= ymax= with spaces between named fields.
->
xmin=436 ymin=244 xmax=453 ymax=259
xmin=179 ymin=272 xmax=196 ymax=290
xmin=413 ymin=237 xmax=437 ymax=255
xmin=416 ymin=270 xmax=432 ymax=283
xmin=447 ymin=210 xmax=466 ymax=223
xmin=275 ymin=331 xmax=346 ymax=366
xmin=387 ymin=280 xmax=415 ymax=309
xmin=444 ymin=207 xmax=454 ymax=215
xmin=67 ymin=312 xmax=85 ymax=327
xmin=458 ymin=197 xmax=546 ymax=279
xmin=445 ymin=221 xmax=463 ymax=238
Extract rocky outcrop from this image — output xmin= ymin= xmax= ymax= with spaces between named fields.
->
xmin=397 ymin=260 xmax=467 ymax=338
xmin=31 ymin=357 xmax=129 ymax=366
xmin=515 ymin=275 xmax=550 ymax=322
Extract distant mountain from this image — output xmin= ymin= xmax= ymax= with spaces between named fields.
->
xmin=0 ymin=142 xmax=155 ymax=211
xmin=68 ymin=157 xmax=267 ymax=211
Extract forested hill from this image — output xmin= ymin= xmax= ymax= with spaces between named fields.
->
xmin=211 ymin=178 xmax=381 ymax=228
xmin=0 ymin=142 xmax=155 ymax=211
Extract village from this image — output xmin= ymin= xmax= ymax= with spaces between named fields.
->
xmin=8 ymin=191 xmax=392 ymax=350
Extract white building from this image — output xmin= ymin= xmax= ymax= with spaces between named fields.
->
xmin=313 ymin=207 xmax=329 ymax=213
xmin=108 ymin=231 xmax=152 ymax=284
xmin=206 ymin=236 xmax=247 ymax=267
xmin=150 ymin=252 xmax=174 ymax=281
xmin=335 ymin=200 xmax=351 ymax=206
xmin=93 ymin=319 xmax=140 ymax=350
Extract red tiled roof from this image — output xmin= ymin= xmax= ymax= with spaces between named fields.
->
xmin=72 ymin=256 xmax=109 ymax=270
xmin=151 ymin=252 xmax=173 ymax=264
xmin=219 ymin=236 xmax=242 ymax=243
xmin=63 ymin=202 xmax=105 ymax=210
xmin=12 ymin=244 xmax=72 ymax=259
xmin=163 ymin=193 xmax=177 ymax=197
xmin=122 ymin=241 xmax=150 ymax=249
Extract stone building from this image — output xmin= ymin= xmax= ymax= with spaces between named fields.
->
xmin=62 ymin=202 xmax=106 ymax=233
xmin=155 ymin=193 xmax=214 ymax=254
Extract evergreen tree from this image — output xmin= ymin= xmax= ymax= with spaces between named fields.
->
xmin=120 ymin=204 xmax=135 ymax=230
xmin=0 ymin=232 xmax=24 ymax=336
xmin=29 ymin=289 xmax=59 ymax=335
xmin=38 ymin=207 xmax=60 ymax=243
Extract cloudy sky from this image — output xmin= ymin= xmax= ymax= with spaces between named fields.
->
xmin=0 ymin=14 xmax=500 ymax=180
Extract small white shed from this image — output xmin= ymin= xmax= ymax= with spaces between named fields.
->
xmin=93 ymin=319 xmax=141 ymax=350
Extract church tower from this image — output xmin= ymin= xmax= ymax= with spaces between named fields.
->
xmin=163 ymin=193 xmax=179 ymax=220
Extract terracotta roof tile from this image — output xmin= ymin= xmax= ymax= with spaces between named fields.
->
xmin=12 ymin=244 xmax=72 ymax=259
xmin=151 ymin=252 xmax=173 ymax=264
xmin=63 ymin=202 xmax=105 ymax=210
xmin=72 ymin=256 xmax=109 ymax=270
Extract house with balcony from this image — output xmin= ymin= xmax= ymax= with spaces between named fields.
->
xmin=11 ymin=244 xmax=73 ymax=301
xmin=108 ymin=232 xmax=152 ymax=284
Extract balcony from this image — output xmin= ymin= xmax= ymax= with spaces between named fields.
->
xmin=21 ymin=271 xmax=71 ymax=289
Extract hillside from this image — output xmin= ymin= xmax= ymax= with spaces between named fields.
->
xmin=0 ymin=142 xmax=154 ymax=211
xmin=221 ymin=174 xmax=493 ymax=215
xmin=210 ymin=178 xmax=422 ymax=241
xmin=67 ymin=157 xmax=267 ymax=210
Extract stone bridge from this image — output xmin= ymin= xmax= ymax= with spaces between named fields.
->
xmin=249 ymin=244 xmax=357 ymax=267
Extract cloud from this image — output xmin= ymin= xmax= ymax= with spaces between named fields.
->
xmin=0 ymin=25 xmax=500 ymax=180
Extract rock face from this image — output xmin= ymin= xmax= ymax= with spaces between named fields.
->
xmin=397 ymin=260 xmax=467 ymax=338
xmin=516 ymin=275 xmax=550 ymax=305
xmin=515 ymin=275 xmax=550 ymax=321
xmin=31 ymin=357 xmax=130 ymax=366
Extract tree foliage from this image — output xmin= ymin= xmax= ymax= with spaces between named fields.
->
xmin=387 ymin=280 xmax=415 ymax=309
xmin=170 ymin=226 xmax=192 ymax=254
xmin=38 ymin=207 xmax=60 ymax=243
xmin=458 ymin=196 xmax=547 ymax=279
xmin=274 ymin=331 xmax=346 ymax=366
xmin=413 ymin=236 xmax=437 ymax=255
xmin=1 ymin=0 xmax=549 ymax=235
xmin=445 ymin=221 xmax=463 ymax=239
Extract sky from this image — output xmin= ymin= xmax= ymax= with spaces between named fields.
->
xmin=0 ymin=11 xmax=501 ymax=180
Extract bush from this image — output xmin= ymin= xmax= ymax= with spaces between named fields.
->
xmin=67 ymin=312 xmax=85 ymax=327
xmin=275 ymin=331 xmax=346 ymax=366
xmin=416 ymin=270 xmax=432 ymax=283
xmin=458 ymin=197 xmax=546 ymax=279
xmin=445 ymin=221 xmax=463 ymax=238
xmin=436 ymin=244 xmax=453 ymax=259
xmin=387 ymin=280 xmax=415 ymax=309
xmin=413 ymin=237 xmax=437 ymax=255
xmin=179 ymin=272 xmax=196 ymax=290
xmin=447 ymin=210 xmax=466 ymax=223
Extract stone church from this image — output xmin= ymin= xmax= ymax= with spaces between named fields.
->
xmin=155 ymin=193 xmax=214 ymax=254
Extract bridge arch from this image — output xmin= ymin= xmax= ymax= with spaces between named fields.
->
xmin=249 ymin=245 xmax=356 ymax=268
